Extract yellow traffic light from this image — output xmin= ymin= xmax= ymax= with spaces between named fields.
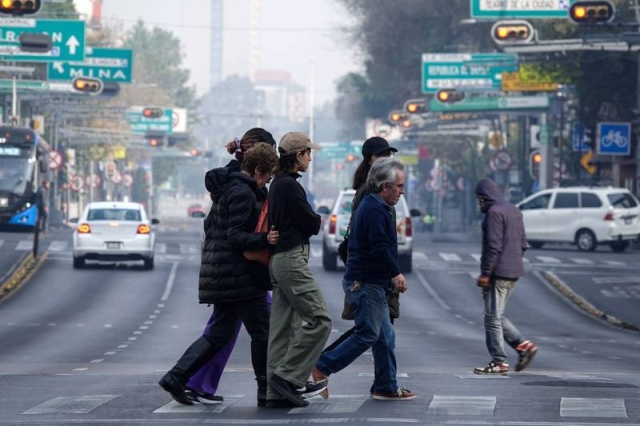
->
xmin=436 ymin=89 xmax=464 ymax=104
xmin=346 ymin=154 xmax=355 ymax=162
xmin=532 ymin=152 xmax=542 ymax=164
xmin=401 ymin=119 xmax=412 ymax=129
xmin=0 ymin=0 xmax=41 ymax=15
xmin=149 ymin=138 xmax=160 ymax=148
xmin=491 ymin=20 xmax=534 ymax=44
xmin=404 ymin=99 xmax=426 ymax=114
xmin=142 ymin=107 xmax=164 ymax=119
xmin=72 ymin=77 xmax=103 ymax=95
xmin=388 ymin=110 xmax=408 ymax=123
xmin=569 ymin=1 xmax=614 ymax=24
xmin=190 ymin=149 xmax=201 ymax=156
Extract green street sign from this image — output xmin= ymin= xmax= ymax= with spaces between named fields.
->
xmin=0 ymin=78 xmax=74 ymax=94
xmin=0 ymin=18 xmax=85 ymax=62
xmin=422 ymin=53 xmax=518 ymax=94
xmin=429 ymin=95 xmax=550 ymax=113
xmin=47 ymin=48 xmax=133 ymax=83
xmin=470 ymin=0 xmax=570 ymax=19
xmin=317 ymin=141 xmax=362 ymax=159
xmin=126 ymin=107 xmax=174 ymax=135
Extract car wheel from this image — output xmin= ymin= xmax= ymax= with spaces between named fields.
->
xmin=322 ymin=243 xmax=337 ymax=271
xmin=73 ymin=256 xmax=85 ymax=269
xmin=398 ymin=253 xmax=412 ymax=273
xmin=144 ymin=257 xmax=155 ymax=270
xmin=576 ymin=229 xmax=597 ymax=252
xmin=529 ymin=241 xmax=544 ymax=249
xmin=609 ymin=240 xmax=629 ymax=253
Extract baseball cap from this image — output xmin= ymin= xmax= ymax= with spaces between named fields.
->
xmin=362 ymin=137 xmax=398 ymax=156
xmin=278 ymin=132 xmax=322 ymax=155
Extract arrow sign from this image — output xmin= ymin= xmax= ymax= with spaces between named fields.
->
xmin=47 ymin=47 xmax=133 ymax=83
xmin=0 ymin=18 xmax=86 ymax=62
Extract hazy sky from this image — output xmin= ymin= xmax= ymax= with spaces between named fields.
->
xmin=75 ymin=0 xmax=359 ymax=106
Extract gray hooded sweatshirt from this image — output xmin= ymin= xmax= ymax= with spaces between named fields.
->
xmin=475 ymin=178 xmax=527 ymax=279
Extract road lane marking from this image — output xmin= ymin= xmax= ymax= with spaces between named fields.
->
xmin=427 ymin=395 xmax=497 ymax=416
xmin=439 ymin=253 xmax=462 ymax=262
xmin=290 ymin=395 xmax=369 ymax=414
xmin=161 ymin=262 xmax=179 ymax=301
xmin=593 ymin=276 xmax=640 ymax=284
xmin=154 ymin=394 xmax=245 ymax=414
xmin=0 ymin=240 xmax=3 ymax=249
xmin=413 ymin=252 xmax=428 ymax=260
xmin=571 ymin=258 xmax=594 ymax=265
xmin=603 ymin=260 xmax=626 ymax=266
xmin=414 ymin=269 xmax=451 ymax=311
xmin=155 ymin=243 xmax=166 ymax=254
xmin=471 ymin=254 xmax=481 ymax=262
xmin=536 ymin=256 xmax=562 ymax=263
xmin=561 ymin=398 xmax=627 ymax=418
xmin=47 ymin=241 xmax=67 ymax=251
xmin=15 ymin=240 xmax=32 ymax=251
xmin=22 ymin=395 xmax=120 ymax=415
xmin=90 ymin=359 xmax=103 ymax=363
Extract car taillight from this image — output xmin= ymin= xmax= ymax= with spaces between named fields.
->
xmin=137 ymin=224 xmax=151 ymax=234
xmin=77 ymin=223 xmax=91 ymax=234
xmin=405 ymin=217 xmax=412 ymax=237
xmin=328 ymin=215 xmax=337 ymax=235
xmin=604 ymin=212 xmax=615 ymax=221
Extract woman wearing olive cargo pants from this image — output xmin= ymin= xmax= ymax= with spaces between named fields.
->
xmin=266 ymin=132 xmax=332 ymax=408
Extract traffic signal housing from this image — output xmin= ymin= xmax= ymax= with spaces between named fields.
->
xmin=388 ymin=110 xmax=408 ymax=124
xmin=529 ymin=150 xmax=542 ymax=179
xmin=435 ymin=89 xmax=465 ymax=104
xmin=145 ymin=130 xmax=166 ymax=148
xmin=569 ymin=1 xmax=614 ymax=24
xmin=72 ymin=77 xmax=103 ymax=95
xmin=142 ymin=107 xmax=164 ymax=119
xmin=0 ymin=0 xmax=41 ymax=15
xmin=491 ymin=20 xmax=534 ymax=45
xmin=404 ymin=99 xmax=426 ymax=114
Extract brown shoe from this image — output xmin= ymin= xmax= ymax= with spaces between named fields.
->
xmin=371 ymin=386 xmax=417 ymax=401
xmin=311 ymin=366 xmax=329 ymax=399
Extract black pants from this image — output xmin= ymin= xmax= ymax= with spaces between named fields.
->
xmin=205 ymin=297 xmax=270 ymax=346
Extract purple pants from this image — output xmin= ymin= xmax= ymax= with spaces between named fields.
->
xmin=187 ymin=292 xmax=272 ymax=395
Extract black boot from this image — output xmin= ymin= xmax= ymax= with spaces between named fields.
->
xmin=159 ymin=336 xmax=219 ymax=405
xmin=251 ymin=341 xmax=269 ymax=407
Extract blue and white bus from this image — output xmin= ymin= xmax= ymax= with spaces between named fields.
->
xmin=0 ymin=126 xmax=51 ymax=231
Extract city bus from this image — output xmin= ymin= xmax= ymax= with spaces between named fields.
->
xmin=0 ymin=126 xmax=51 ymax=231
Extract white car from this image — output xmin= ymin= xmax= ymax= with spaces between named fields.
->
xmin=516 ymin=186 xmax=640 ymax=252
xmin=319 ymin=189 xmax=420 ymax=272
xmin=71 ymin=201 xmax=159 ymax=269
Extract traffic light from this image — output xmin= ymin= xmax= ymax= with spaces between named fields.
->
xmin=404 ymin=99 xmax=426 ymax=114
xmin=145 ymin=130 xmax=166 ymax=148
xmin=0 ymin=0 xmax=41 ymax=15
xmin=346 ymin=154 xmax=355 ymax=162
xmin=72 ymin=77 xmax=103 ymax=95
xmin=401 ymin=119 xmax=412 ymax=129
xmin=435 ymin=89 xmax=465 ymax=104
xmin=106 ymin=162 xmax=116 ymax=178
xmin=491 ymin=20 xmax=534 ymax=45
xmin=388 ymin=110 xmax=408 ymax=123
xmin=569 ymin=1 xmax=614 ymax=24
xmin=529 ymin=150 xmax=542 ymax=179
xmin=142 ymin=107 xmax=164 ymax=119
xmin=189 ymin=149 xmax=202 ymax=157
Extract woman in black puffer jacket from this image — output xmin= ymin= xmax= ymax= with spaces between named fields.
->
xmin=159 ymin=143 xmax=279 ymax=407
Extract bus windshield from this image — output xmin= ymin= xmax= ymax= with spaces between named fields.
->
xmin=0 ymin=157 xmax=33 ymax=195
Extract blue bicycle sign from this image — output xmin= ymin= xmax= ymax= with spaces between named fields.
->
xmin=598 ymin=122 xmax=631 ymax=155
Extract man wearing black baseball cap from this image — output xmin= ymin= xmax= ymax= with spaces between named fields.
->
xmin=361 ymin=136 xmax=398 ymax=157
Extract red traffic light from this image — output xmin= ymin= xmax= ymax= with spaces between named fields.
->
xmin=0 ymin=0 xmax=41 ymax=15
xmin=142 ymin=107 xmax=164 ymax=119
xmin=72 ymin=77 xmax=103 ymax=95
xmin=491 ymin=20 xmax=534 ymax=45
xmin=346 ymin=154 xmax=355 ymax=162
xmin=569 ymin=1 xmax=614 ymax=24
xmin=149 ymin=138 xmax=160 ymax=148
xmin=436 ymin=89 xmax=465 ymax=104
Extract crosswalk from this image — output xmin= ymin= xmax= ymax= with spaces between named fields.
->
xmin=2 ymin=238 xmax=639 ymax=268
xmin=19 ymin=392 xmax=631 ymax=420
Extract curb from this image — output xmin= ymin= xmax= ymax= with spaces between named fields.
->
xmin=538 ymin=270 xmax=640 ymax=332
xmin=0 ymin=252 xmax=48 ymax=304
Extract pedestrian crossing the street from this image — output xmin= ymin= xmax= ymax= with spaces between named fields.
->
xmin=1 ymin=238 xmax=639 ymax=268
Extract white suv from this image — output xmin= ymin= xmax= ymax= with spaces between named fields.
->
xmin=516 ymin=187 xmax=640 ymax=252
xmin=319 ymin=189 xmax=419 ymax=272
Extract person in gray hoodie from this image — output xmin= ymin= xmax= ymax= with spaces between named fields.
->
xmin=473 ymin=178 xmax=538 ymax=375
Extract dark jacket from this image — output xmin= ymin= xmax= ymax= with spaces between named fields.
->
xmin=344 ymin=193 xmax=399 ymax=286
xmin=268 ymin=172 xmax=321 ymax=254
xmin=475 ymin=178 xmax=527 ymax=279
xmin=198 ymin=167 xmax=270 ymax=304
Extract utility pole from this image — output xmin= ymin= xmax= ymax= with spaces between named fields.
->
xmin=635 ymin=0 xmax=640 ymax=194
xmin=539 ymin=113 xmax=553 ymax=190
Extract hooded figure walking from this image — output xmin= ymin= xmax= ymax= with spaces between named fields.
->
xmin=473 ymin=178 xmax=538 ymax=375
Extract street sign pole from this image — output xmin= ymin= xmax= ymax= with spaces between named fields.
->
xmin=539 ymin=113 xmax=554 ymax=190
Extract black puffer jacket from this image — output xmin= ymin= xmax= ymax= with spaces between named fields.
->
xmin=198 ymin=166 xmax=270 ymax=304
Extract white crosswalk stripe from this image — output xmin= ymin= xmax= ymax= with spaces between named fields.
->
xmin=15 ymin=240 xmax=32 ymax=251
xmin=0 ymin=240 xmax=4 ymax=249
xmin=155 ymin=243 xmax=167 ymax=254
xmin=22 ymin=395 xmax=119 ymax=414
xmin=536 ymin=256 xmax=562 ymax=264
xmin=570 ymin=258 xmax=594 ymax=265
xmin=427 ymin=395 xmax=497 ymax=416
xmin=179 ymin=243 xmax=199 ymax=255
xmin=603 ymin=260 xmax=626 ymax=266
xmin=413 ymin=251 xmax=428 ymax=261
xmin=153 ymin=395 xmax=245 ymax=414
xmin=560 ymin=397 xmax=627 ymax=418
xmin=291 ymin=395 xmax=369 ymax=414
xmin=471 ymin=253 xmax=481 ymax=262
xmin=47 ymin=241 xmax=67 ymax=252
xmin=439 ymin=253 xmax=462 ymax=262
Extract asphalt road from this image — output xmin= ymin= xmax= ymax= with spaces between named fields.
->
xmin=0 ymin=227 xmax=639 ymax=425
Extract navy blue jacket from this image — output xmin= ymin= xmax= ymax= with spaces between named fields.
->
xmin=344 ymin=193 xmax=399 ymax=286
xmin=475 ymin=178 xmax=527 ymax=279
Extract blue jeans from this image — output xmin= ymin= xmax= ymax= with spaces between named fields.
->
xmin=316 ymin=279 xmax=398 ymax=393
xmin=483 ymin=278 xmax=524 ymax=363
